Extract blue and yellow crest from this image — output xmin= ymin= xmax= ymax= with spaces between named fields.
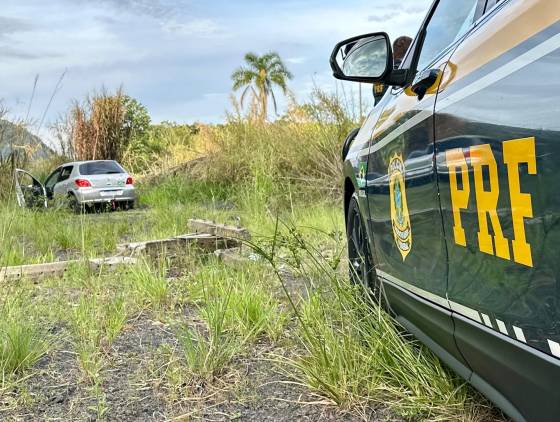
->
xmin=389 ymin=154 xmax=412 ymax=260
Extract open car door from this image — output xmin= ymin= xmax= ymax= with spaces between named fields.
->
xmin=14 ymin=169 xmax=47 ymax=208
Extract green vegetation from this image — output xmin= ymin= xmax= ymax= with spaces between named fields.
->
xmin=0 ymin=293 xmax=48 ymax=382
xmin=0 ymin=59 xmax=503 ymax=420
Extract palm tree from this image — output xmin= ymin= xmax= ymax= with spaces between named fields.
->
xmin=231 ymin=52 xmax=293 ymax=121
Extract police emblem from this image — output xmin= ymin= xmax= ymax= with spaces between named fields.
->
xmin=388 ymin=154 xmax=412 ymax=260
xmin=357 ymin=161 xmax=367 ymax=188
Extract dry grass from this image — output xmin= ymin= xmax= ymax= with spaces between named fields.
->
xmin=67 ymin=88 xmax=128 ymax=161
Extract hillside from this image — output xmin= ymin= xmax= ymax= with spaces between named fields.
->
xmin=0 ymin=119 xmax=52 ymax=160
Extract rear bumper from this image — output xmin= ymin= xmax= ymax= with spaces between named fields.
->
xmin=74 ymin=187 xmax=136 ymax=204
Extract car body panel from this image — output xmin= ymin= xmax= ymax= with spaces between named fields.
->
xmin=340 ymin=0 xmax=560 ymax=420
xmin=356 ymin=1 xmax=474 ymax=370
xmin=432 ymin=3 xmax=560 ymax=416
xmin=436 ymin=0 xmax=560 ymax=361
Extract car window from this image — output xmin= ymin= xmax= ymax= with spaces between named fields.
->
xmin=58 ymin=166 xmax=73 ymax=182
xmin=79 ymin=161 xmax=124 ymax=175
xmin=416 ymin=0 xmax=479 ymax=71
xmin=484 ymin=0 xmax=502 ymax=13
xmin=45 ymin=169 xmax=61 ymax=189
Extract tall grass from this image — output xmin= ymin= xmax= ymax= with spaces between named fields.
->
xmin=189 ymin=264 xmax=287 ymax=341
xmin=0 ymin=293 xmax=48 ymax=382
xmin=199 ymin=89 xmax=354 ymax=200
xmin=247 ymin=223 xmax=498 ymax=421
xmin=64 ymin=88 xmax=132 ymax=162
xmin=175 ymin=262 xmax=287 ymax=382
xmin=126 ymin=260 xmax=169 ymax=309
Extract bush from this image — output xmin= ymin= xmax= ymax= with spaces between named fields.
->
xmin=197 ymin=88 xmax=357 ymax=202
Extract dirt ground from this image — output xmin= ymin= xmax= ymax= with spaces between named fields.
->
xmin=1 ymin=311 xmax=393 ymax=422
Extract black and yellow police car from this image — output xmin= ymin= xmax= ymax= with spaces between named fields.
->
xmin=331 ymin=0 xmax=560 ymax=420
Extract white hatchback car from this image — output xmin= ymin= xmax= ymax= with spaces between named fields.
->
xmin=15 ymin=160 xmax=136 ymax=212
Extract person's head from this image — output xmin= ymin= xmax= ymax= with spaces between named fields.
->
xmin=393 ymin=36 xmax=413 ymax=67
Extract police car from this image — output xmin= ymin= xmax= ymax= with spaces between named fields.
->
xmin=331 ymin=0 xmax=560 ymax=420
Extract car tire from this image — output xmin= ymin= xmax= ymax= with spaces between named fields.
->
xmin=346 ymin=194 xmax=382 ymax=301
xmin=68 ymin=194 xmax=84 ymax=214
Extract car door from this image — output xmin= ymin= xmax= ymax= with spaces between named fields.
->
xmin=364 ymin=0 xmax=483 ymax=373
xmin=14 ymin=169 xmax=47 ymax=208
xmin=435 ymin=0 xmax=560 ymax=419
xmin=53 ymin=165 xmax=73 ymax=198
xmin=44 ymin=168 xmax=62 ymax=203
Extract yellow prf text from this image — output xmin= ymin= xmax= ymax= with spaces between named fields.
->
xmin=445 ymin=137 xmax=536 ymax=267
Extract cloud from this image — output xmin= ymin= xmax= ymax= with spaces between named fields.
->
xmin=0 ymin=0 xmax=432 ymax=131
xmin=0 ymin=16 xmax=32 ymax=37
xmin=286 ymin=57 xmax=307 ymax=65
xmin=162 ymin=18 xmax=223 ymax=37
xmin=0 ymin=46 xmax=59 ymax=60
xmin=367 ymin=13 xmax=396 ymax=23
xmin=85 ymin=0 xmax=186 ymax=20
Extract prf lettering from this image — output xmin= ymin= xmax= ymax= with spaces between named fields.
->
xmin=445 ymin=137 xmax=536 ymax=267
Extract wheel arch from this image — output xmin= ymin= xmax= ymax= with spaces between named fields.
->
xmin=344 ymin=177 xmax=355 ymax=225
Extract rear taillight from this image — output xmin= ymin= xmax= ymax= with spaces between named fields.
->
xmin=75 ymin=179 xmax=91 ymax=188
xmin=126 ymin=177 xmax=133 ymax=185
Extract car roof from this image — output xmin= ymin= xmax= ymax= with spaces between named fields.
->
xmin=59 ymin=160 xmax=120 ymax=167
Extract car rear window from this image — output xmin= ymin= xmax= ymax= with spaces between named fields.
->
xmin=79 ymin=161 xmax=124 ymax=175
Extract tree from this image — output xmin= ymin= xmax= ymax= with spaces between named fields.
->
xmin=231 ymin=52 xmax=293 ymax=121
xmin=122 ymin=95 xmax=151 ymax=142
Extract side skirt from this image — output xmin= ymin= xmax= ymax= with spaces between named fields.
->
xmin=381 ymin=280 xmax=471 ymax=379
xmin=453 ymin=313 xmax=560 ymax=422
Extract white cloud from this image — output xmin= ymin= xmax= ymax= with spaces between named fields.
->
xmin=162 ymin=18 xmax=224 ymax=37
xmin=286 ymin=57 xmax=307 ymax=64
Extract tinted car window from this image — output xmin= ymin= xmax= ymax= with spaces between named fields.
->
xmin=79 ymin=161 xmax=124 ymax=175
xmin=58 ymin=166 xmax=73 ymax=182
xmin=416 ymin=0 xmax=478 ymax=71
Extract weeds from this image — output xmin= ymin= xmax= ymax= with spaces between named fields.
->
xmin=127 ymin=260 xmax=169 ymax=309
xmin=189 ymin=263 xmax=287 ymax=342
xmin=0 ymin=294 xmax=48 ymax=382
xmin=70 ymin=290 xmax=128 ymax=384
xmin=179 ymin=299 xmax=241 ymax=380
xmin=248 ymin=222 xmax=495 ymax=421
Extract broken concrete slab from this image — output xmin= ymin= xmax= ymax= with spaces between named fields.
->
xmin=117 ymin=233 xmax=240 ymax=259
xmin=0 ymin=256 xmax=138 ymax=282
xmin=188 ymin=219 xmax=251 ymax=240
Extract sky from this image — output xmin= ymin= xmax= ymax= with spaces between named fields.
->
xmin=0 ymin=0 xmax=431 ymax=141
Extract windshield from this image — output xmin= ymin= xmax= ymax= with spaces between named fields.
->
xmin=79 ymin=161 xmax=124 ymax=175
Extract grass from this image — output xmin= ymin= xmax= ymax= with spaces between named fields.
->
xmin=126 ymin=260 xmax=169 ymax=310
xmin=179 ymin=295 xmax=242 ymax=381
xmin=0 ymin=101 xmax=504 ymax=420
xmin=0 ymin=182 xmax=498 ymax=420
xmin=246 ymin=223 xmax=498 ymax=421
xmin=188 ymin=263 xmax=287 ymax=341
xmin=0 ymin=294 xmax=48 ymax=382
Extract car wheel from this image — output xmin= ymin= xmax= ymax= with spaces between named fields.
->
xmin=68 ymin=194 xmax=84 ymax=214
xmin=346 ymin=194 xmax=381 ymax=300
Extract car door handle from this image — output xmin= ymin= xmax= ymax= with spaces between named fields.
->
xmin=411 ymin=69 xmax=442 ymax=100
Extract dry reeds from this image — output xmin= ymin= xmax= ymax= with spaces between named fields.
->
xmin=69 ymin=88 xmax=128 ymax=162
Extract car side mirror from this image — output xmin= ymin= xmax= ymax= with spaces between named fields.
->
xmin=330 ymin=32 xmax=392 ymax=83
xmin=330 ymin=32 xmax=408 ymax=87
